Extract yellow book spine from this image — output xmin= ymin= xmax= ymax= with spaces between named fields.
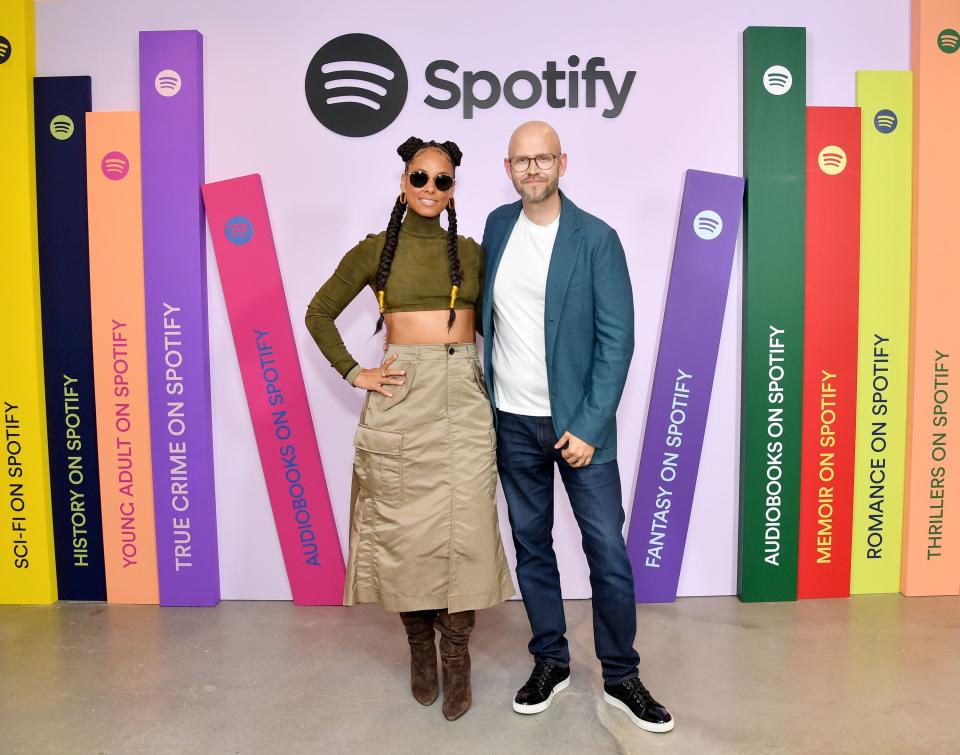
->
xmin=0 ymin=0 xmax=57 ymax=604
xmin=851 ymin=70 xmax=913 ymax=594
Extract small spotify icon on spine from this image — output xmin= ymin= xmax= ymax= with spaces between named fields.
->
xmin=937 ymin=27 xmax=960 ymax=54
xmin=49 ymin=114 xmax=74 ymax=140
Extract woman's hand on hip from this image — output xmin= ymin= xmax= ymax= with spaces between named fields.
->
xmin=352 ymin=353 xmax=406 ymax=397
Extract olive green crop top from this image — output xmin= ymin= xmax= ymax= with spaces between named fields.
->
xmin=305 ymin=210 xmax=484 ymax=384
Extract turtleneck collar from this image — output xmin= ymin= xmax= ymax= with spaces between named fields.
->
xmin=401 ymin=209 xmax=445 ymax=238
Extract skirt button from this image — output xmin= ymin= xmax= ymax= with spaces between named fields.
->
xmin=448 ymin=347 xmax=455 ymax=355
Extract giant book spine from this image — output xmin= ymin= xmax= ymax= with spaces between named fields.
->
xmin=87 ymin=111 xmax=160 ymax=603
xmin=851 ymin=71 xmax=913 ymax=595
xmin=140 ymin=30 xmax=219 ymax=606
xmin=901 ymin=0 xmax=960 ymax=596
xmin=797 ymin=107 xmax=861 ymax=599
xmin=35 ymin=75 xmax=106 ymax=600
xmin=0 ymin=0 xmax=58 ymax=604
xmin=739 ymin=26 xmax=806 ymax=601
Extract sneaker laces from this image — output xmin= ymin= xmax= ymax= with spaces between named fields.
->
xmin=620 ymin=677 xmax=654 ymax=706
xmin=529 ymin=661 xmax=557 ymax=692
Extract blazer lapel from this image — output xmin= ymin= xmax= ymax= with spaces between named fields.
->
xmin=483 ymin=201 xmax=522 ymax=335
xmin=544 ymin=193 xmax=583 ymax=362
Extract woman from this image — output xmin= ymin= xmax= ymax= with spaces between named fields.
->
xmin=305 ymin=137 xmax=514 ymax=721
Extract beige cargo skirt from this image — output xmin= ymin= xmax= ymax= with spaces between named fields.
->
xmin=344 ymin=342 xmax=515 ymax=613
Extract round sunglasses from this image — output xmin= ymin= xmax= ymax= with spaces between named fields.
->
xmin=407 ymin=169 xmax=454 ymax=192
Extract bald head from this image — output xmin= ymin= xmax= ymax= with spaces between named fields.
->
xmin=504 ymin=121 xmax=567 ymax=212
xmin=508 ymin=120 xmax=562 ymax=157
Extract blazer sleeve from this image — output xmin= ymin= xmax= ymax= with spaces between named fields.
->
xmin=565 ymin=227 xmax=634 ymax=447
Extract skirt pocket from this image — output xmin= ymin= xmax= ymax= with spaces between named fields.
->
xmin=353 ymin=424 xmax=403 ymax=505
xmin=376 ymin=361 xmax=416 ymax=412
xmin=471 ymin=360 xmax=489 ymax=399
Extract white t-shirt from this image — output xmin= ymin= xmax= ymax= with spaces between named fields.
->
xmin=491 ymin=210 xmax=560 ymax=416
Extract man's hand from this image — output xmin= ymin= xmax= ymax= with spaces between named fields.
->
xmin=554 ymin=431 xmax=595 ymax=468
xmin=353 ymin=353 xmax=405 ymax=397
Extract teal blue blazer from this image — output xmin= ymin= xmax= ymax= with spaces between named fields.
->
xmin=480 ymin=192 xmax=634 ymax=465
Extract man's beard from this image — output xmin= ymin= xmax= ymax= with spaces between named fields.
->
xmin=514 ymin=174 xmax=559 ymax=204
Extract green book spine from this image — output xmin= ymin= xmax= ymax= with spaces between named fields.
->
xmin=739 ymin=26 xmax=807 ymax=602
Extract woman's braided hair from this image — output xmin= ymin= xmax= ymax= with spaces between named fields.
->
xmin=374 ymin=136 xmax=464 ymax=333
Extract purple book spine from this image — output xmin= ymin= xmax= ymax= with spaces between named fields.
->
xmin=140 ymin=30 xmax=219 ymax=605
xmin=626 ymin=170 xmax=744 ymax=603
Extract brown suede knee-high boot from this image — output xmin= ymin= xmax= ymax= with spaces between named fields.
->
xmin=399 ymin=610 xmax=439 ymax=705
xmin=435 ymin=609 xmax=476 ymax=721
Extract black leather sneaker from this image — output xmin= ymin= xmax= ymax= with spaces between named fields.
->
xmin=603 ymin=677 xmax=674 ymax=733
xmin=512 ymin=659 xmax=571 ymax=714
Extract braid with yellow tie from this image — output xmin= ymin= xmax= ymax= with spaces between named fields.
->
xmin=373 ymin=137 xmax=464 ymax=334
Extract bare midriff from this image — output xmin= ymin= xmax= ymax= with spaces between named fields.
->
xmin=384 ymin=309 xmax=476 ymax=345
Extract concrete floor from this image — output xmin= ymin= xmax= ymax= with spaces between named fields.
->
xmin=1 ymin=596 xmax=958 ymax=755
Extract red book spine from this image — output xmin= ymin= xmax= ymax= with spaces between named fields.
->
xmin=798 ymin=107 xmax=861 ymax=598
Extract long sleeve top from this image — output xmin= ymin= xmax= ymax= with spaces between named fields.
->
xmin=305 ymin=210 xmax=484 ymax=384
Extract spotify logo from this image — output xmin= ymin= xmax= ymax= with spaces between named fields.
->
xmin=305 ymin=33 xmax=408 ymax=137
xmin=818 ymin=146 xmax=847 ymax=175
xmin=50 ymin=115 xmax=75 ymax=141
xmin=225 ymin=216 xmax=254 ymax=245
xmin=101 ymin=151 xmax=129 ymax=180
xmin=155 ymin=69 xmax=182 ymax=97
xmin=693 ymin=210 xmax=723 ymax=241
xmin=874 ymin=109 xmax=898 ymax=134
xmin=0 ymin=35 xmax=11 ymax=64
xmin=938 ymin=28 xmax=960 ymax=53
xmin=762 ymin=65 xmax=792 ymax=95
xmin=306 ymin=34 xmax=636 ymax=130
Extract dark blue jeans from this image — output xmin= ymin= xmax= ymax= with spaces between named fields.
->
xmin=496 ymin=410 xmax=640 ymax=684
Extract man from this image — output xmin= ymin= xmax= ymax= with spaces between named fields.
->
xmin=480 ymin=121 xmax=673 ymax=733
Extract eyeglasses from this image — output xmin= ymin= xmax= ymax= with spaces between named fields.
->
xmin=506 ymin=153 xmax=558 ymax=172
xmin=407 ymin=170 xmax=454 ymax=192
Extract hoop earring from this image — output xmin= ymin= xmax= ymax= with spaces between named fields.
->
xmin=399 ymin=192 xmax=407 ymax=205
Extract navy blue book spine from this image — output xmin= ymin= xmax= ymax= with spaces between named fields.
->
xmin=34 ymin=76 xmax=107 ymax=600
